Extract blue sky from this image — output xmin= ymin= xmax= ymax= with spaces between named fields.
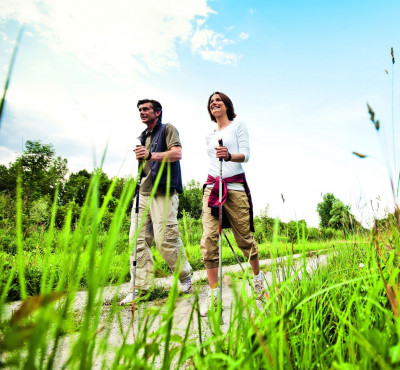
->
xmin=0 ymin=0 xmax=399 ymax=227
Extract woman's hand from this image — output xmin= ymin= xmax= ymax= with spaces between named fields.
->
xmin=215 ymin=145 xmax=229 ymax=160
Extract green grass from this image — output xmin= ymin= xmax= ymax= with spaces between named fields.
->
xmin=0 ymin=161 xmax=399 ymax=369
xmin=0 ymin=229 xmax=350 ymax=301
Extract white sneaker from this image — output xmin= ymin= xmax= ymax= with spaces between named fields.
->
xmin=200 ymin=288 xmax=220 ymax=317
xmin=254 ymin=271 xmax=265 ymax=295
xmin=118 ymin=291 xmax=138 ymax=306
xmin=180 ymin=276 xmax=193 ymax=294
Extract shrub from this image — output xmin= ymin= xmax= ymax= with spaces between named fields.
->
xmin=307 ymin=227 xmax=320 ymax=241
xmin=29 ymin=196 xmax=51 ymax=226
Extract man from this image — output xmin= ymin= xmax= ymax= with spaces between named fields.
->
xmin=120 ymin=99 xmax=192 ymax=305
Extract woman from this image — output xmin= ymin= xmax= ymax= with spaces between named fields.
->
xmin=200 ymin=91 xmax=265 ymax=316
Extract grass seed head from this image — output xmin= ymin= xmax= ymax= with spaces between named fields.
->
xmin=366 ymin=103 xmax=380 ymax=131
xmin=391 ymin=47 xmax=395 ymax=64
xmin=353 ymin=152 xmax=367 ymax=158
xmin=367 ymin=103 xmax=375 ymax=122
xmin=386 ymin=283 xmax=399 ymax=316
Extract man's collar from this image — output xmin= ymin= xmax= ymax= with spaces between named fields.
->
xmin=146 ymin=120 xmax=161 ymax=134
xmin=140 ymin=120 xmax=162 ymax=139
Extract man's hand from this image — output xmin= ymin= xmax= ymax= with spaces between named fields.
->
xmin=134 ymin=145 xmax=149 ymax=160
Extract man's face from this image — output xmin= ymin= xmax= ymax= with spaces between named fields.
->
xmin=138 ymin=102 xmax=160 ymax=125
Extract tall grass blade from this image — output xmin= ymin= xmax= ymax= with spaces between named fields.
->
xmin=15 ymin=173 xmax=26 ymax=300
xmin=0 ymin=26 xmax=24 ymax=128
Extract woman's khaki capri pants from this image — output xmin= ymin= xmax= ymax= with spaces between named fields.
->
xmin=200 ymin=187 xmax=259 ymax=269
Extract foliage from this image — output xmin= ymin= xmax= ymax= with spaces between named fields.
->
xmin=0 ymin=184 xmax=397 ymax=369
xmin=16 ymin=140 xmax=67 ymax=202
xmin=178 ymin=179 xmax=202 ymax=219
xmin=1 ymin=152 xmax=397 ymax=369
xmin=61 ymin=169 xmax=92 ymax=206
xmin=0 ymin=164 xmax=17 ymax=196
xmin=320 ymin=227 xmax=342 ymax=240
xmin=178 ymin=211 xmax=203 ymax=247
xmin=29 ymin=195 xmax=51 ymax=226
xmin=316 ymin=192 xmax=337 ymax=228
xmin=329 ymin=198 xmax=362 ymax=234
xmin=307 ymin=226 xmax=320 ymax=241
xmin=253 ymin=205 xmax=275 ymax=243
xmin=0 ymin=193 xmax=15 ymax=225
xmin=0 ymin=220 xmax=351 ymax=301
xmin=286 ymin=219 xmax=307 ymax=244
xmin=317 ymin=192 xmax=361 ymax=233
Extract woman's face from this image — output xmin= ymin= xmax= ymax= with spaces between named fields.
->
xmin=209 ymin=94 xmax=227 ymax=119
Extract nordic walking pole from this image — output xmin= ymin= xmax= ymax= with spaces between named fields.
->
xmin=222 ymin=230 xmax=252 ymax=288
xmin=132 ymin=175 xmax=141 ymax=307
xmin=132 ymin=140 xmax=142 ymax=336
xmin=218 ymin=138 xmax=224 ymax=324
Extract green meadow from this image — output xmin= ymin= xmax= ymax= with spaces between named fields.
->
xmin=0 ymin=156 xmax=399 ymax=368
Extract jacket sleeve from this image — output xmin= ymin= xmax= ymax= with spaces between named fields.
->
xmin=236 ymin=121 xmax=250 ymax=162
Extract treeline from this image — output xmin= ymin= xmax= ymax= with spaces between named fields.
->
xmin=0 ymin=140 xmax=369 ymax=247
xmin=0 ymin=140 xmax=203 ymax=231
xmin=0 ymin=140 xmax=128 ymax=230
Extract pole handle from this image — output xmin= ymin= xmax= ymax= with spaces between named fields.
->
xmin=218 ymin=138 xmax=223 ymax=162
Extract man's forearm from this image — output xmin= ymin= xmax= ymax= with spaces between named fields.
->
xmin=149 ymin=148 xmax=181 ymax=162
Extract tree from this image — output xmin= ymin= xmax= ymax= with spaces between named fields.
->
xmin=108 ymin=176 xmax=131 ymax=212
xmin=0 ymin=193 xmax=16 ymax=227
xmin=96 ymin=169 xmax=112 ymax=205
xmin=316 ymin=193 xmax=337 ymax=228
xmin=329 ymin=200 xmax=351 ymax=230
xmin=287 ymin=219 xmax=307 ymax=244
xmin=178 ymin=180 xmax=202 ymax=219
xmin=254 ymin=205 xmax=275 ymax=241
xmin=317 ymin=193 xmax=360 ymax=233
xmin=61 ymin=169 xmax=115 ymax=208
xmin=62 ymin=169 xmax=92 ymax=206
xmin=29 ymin=196 xmax=51 ymax=226
xmin=0 ymin=164 xmax=17 ymax=195
xmin=307 ymin=227 xmax=320 ymax=241
xmin=7 ymin=140 xmax=68 ymax=203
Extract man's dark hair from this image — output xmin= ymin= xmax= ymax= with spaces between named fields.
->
xmin=137 ymin=99 xmax=163 ymax=121
xmin=207 ymin=91 xmax=236 ymax=122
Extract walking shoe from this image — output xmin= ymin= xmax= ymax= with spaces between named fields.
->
xmin=180 ymin=276 xmax=193 ymax=294
xmin=254 ymin=271 xmax=265 ymax=297
xmin=200 ymin=288 xmax=220 ymax=317
xmin=118 ymin=291 xmax=138 ymax=306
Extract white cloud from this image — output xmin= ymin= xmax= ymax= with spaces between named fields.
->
xmin=239 ymin=32 xmax=249 ymax=40
xmin=191 ymin=19 xmax=245 ymax=65
xmin=0 ymin=0 xmax=216 ymax=78
xmin=195 ymin=49 xmax=239 ymax=65
xmin=0 ymin=31 xmax=8 ymax=42
xmin=0 ymin=146 xmax=18 ymax=165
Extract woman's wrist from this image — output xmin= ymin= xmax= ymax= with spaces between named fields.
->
xmin=224 ymin=152 xmax=232 ymax=162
